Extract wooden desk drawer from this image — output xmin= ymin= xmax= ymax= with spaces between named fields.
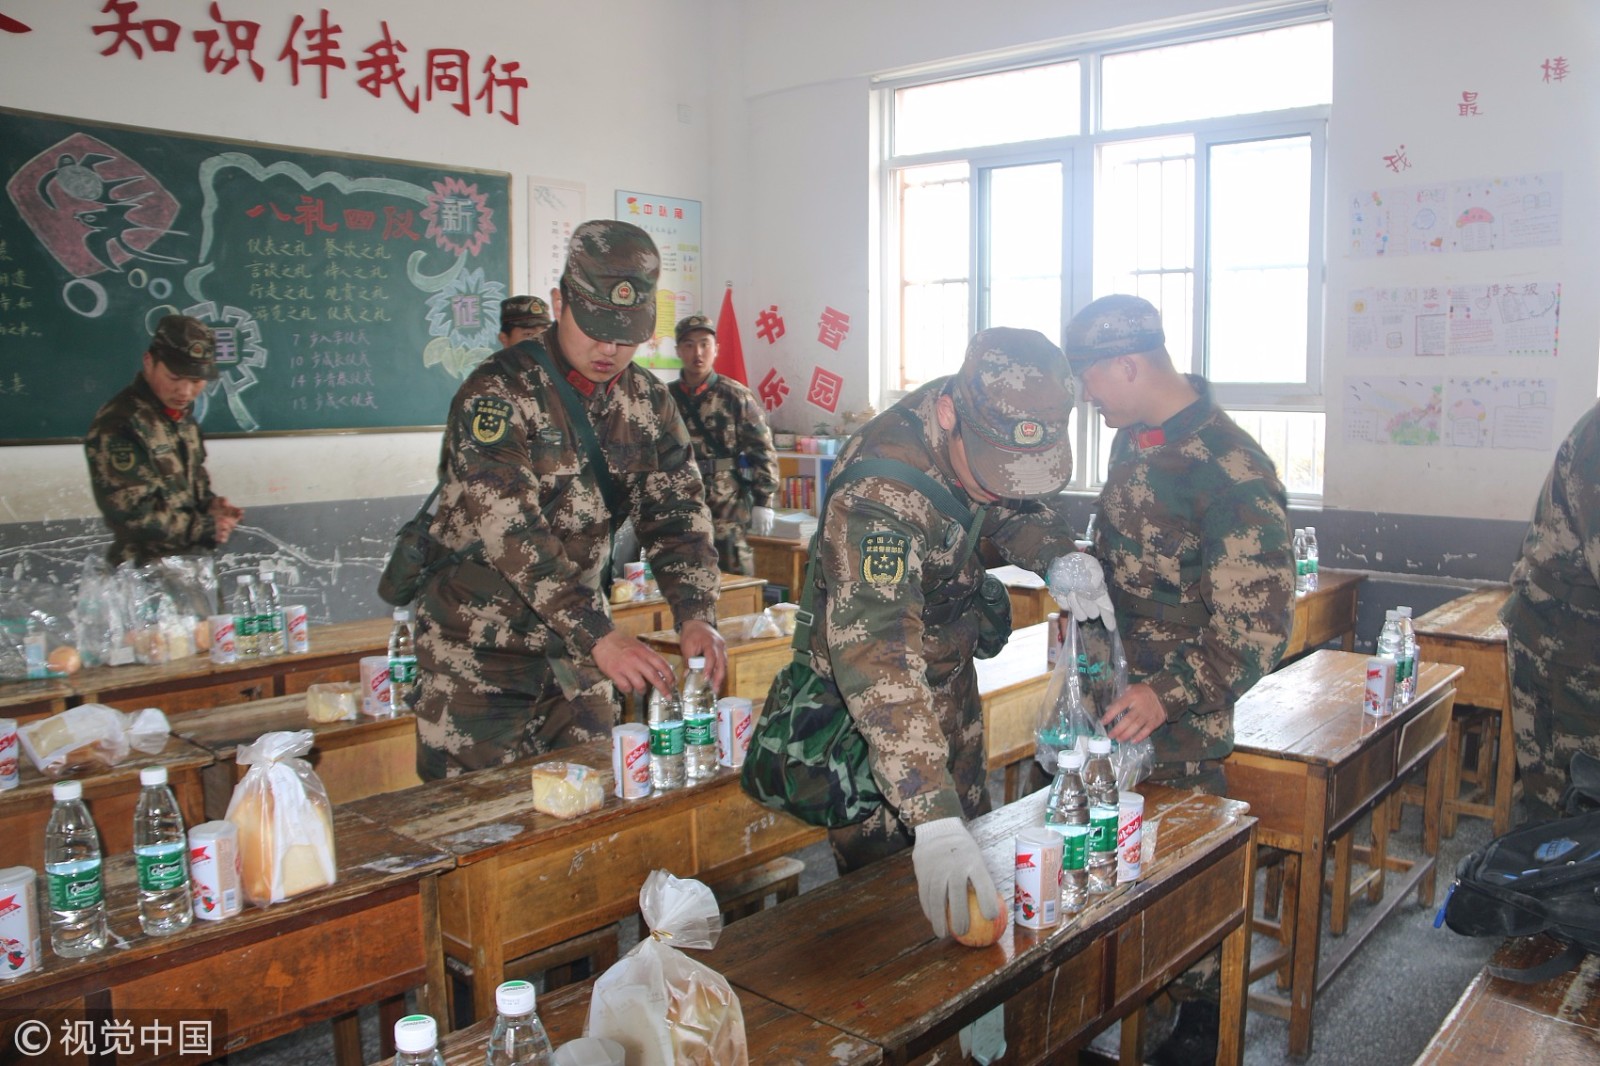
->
xmin=1329 ymin=735 xmax=1397 ymax=834
xmin=1114 ymin=843 xmax=1248 ymax=1007
xmin=1397 ymin=691 xmax=1454 ymax=777
xmin=693 ymin=791 xmax=823 ymax=881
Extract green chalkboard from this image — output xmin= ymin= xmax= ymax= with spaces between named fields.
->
xmin=0 ymin=107 xmax=513 ymax=443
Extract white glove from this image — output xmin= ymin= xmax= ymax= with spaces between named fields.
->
xmin=750 ymin=505 xmax=775 ymax=535
xmin=912 ymin=816 xmax=999 ymax=938
xmin=1047 ymin=551 xmax=1117 ymax=631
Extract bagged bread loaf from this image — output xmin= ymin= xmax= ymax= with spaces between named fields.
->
xmin=587 ymin=871 xmax=748 ymax=1065
xmin=530 ymin=761 xmax=605 ymax=819
xmin=225 ymin=730 xmax=337 ymax=905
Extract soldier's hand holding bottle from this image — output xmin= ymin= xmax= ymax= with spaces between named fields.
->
xmin=210 ymin=496 xmax=244 ymax=543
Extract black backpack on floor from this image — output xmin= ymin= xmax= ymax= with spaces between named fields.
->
xmin=1441 ymin=752 xmax=1600 ymax=981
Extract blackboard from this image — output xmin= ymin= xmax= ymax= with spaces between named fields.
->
xmin=0 ymin=107 xmax=513 ymax=443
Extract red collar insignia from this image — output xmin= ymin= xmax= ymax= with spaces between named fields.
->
xmin=1136 ymin=428 xmax=1166 ymax=449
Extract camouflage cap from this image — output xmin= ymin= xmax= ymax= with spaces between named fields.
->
xmin=674 ymin=312 xmax=716 ymax=344
xmin=949 ymin=327 xmax=1076 ymax=499
xmin=1061 ymin=294 xmax=1165 ymax=373
xmin=560 ymin=219 xmax=660 ymax=345
xmin=147 ymin=314 xmax=218 ymax=381
xmin=500 ymin=294 xmax=551 ymax=331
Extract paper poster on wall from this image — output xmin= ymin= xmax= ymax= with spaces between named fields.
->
xmin=1443 ymin=376 xmax=1554 ymax=450
xmin=529 ymin=177 xmax=586 ymax=301
xmin=1343 ymin=376 xmax=1442 ymax=445
xmin=1348 ymin=185 xmax=1448 ymax=257
xmin=615 ymin=191 xmax=701 ymax=368
xmin=1346 ymin=287 xmax=1447 ymax=357
xmin=1447 ymin=281 xmax=1560 ymax=358
xmin=1347 ymin=172 xmax=1562 ymax=257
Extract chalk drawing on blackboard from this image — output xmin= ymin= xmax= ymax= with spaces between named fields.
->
xmin=6 ymin=133 xmax=186 ymax=280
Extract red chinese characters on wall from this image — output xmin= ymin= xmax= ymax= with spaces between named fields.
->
xmin=758 ymin=368 xmax=789 ymax=413
xmin=807 ymin=367 xmax=843 ymax=414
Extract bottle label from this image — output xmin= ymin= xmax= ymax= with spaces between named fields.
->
xmin=1089 ymin=805 xmax=1119 ymax=851
xmin=261 ymin=611 xmax=281 ymax=634
xmin=236 ymin=614 xmax=258 ymax=637
xmin=47 ymin=862 xmax=104 ymax=910
xmin=137 ymin=843 xmax=189 ymax=891
xmin=649 ymin=721 xmax=685 ymax=756
xmin=1061 ymin=825 xmax=1089 ymax=870
xmin=684 ymin=714 xmax=715 ymax=745
xmin=389 ymin=656 xmax=418 ymax=684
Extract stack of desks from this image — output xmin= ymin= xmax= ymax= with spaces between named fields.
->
xmin=1226 ymin=649 xmax=1463 ymax=1056
xmin=1417 ymin=935 xmax=1600 ymax=1064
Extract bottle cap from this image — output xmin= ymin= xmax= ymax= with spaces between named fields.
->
xmin=238 ymin=574 xmax=254 ymax=585
xmin=261 ymin=570 xmax=276 ymax=580
xmin=52 ymin=780 xmax=84 ymax=802
xmin=1088 ymin=736 xmax=1112 ymax=754
xmin=1385 ymin=609 xmax=1399 ymax=620
xmin=1294 ymin=527 xmax=1304 ymax=536
xmin=1059 ymin=749 xmax=1084 ymax=770
xmin=1305 ymin=525 xmax=1316 ymax=535
xmin=1397 ymin=605 xmax=1413 ymax=618
xmin=139 ymin=766 xmax=169 ymax=787
xmin=393 ymin=607 xmax=412 ymax=622
xmin=687 ymin=656 xmax=706 ymax=670
xmin=392 ymin=1015 xmax=437 ymax=1054
xmin=495 ymin=979 xmax=537 ymax=1016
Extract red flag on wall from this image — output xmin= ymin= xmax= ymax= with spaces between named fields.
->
xmin=714 ymin=285 xmax=749 ymax=385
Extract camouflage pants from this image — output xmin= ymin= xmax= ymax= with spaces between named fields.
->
xmin=713 ymin=520 xmax=754 ymax=577
xmin=413 ymin=632 xmax=619 ymax=781
xmin=828 ymin=659 xmax=991 ymax=875
xmin=1506 ymin=630 xmax=1600 ymax=821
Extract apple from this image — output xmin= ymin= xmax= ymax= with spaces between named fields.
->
xmin=47 ymin=645 xmax=82 ymax=674
xmin=950 ymin=885 xmax=1009 ymax=947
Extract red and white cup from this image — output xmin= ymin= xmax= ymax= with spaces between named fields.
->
xmin=1117 ymin=792 xmax=1145 ymax=883
xmin=208 ymin=615 xmax=237 ymax=665
xmin=0 ymin=866 xmax=40 ymax=979
xmin=611 ymin=723 xmax=652 ymax=799
xmin=188 ymin=820 xmax=243 ymax=921
xmin=1014 ymin=828 xmax=1061 ymax=930
xmin=360 ymin=656 xmax=393 ymax=717
xmin=1364 ymin=657 xmax=1396 ymax=716
xmin=0 ymin=719 xmax=18 ymax=791
xmin=716 ymin=697 xmax=754 ymax=769
xmin=284 ymin=605 xmax=309 ymax=654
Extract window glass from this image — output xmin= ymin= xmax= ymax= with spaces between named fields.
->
xmin=895 ymin=62 xmax=1080 ymax=156
xmin=986 ymin=162 xmax=1063 ymax=341
xmin=899 ymin=163 xmax=970 ymax=388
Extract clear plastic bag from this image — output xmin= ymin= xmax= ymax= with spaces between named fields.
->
xmin=0 ymin=578 xmax=79 ymax=679
xmin=1034 ymin=614 xmax=1154 ymax=790
xmin=587 ymin=871 xmax=749 ymax=1066
xmin=225 ymin=730 xmax=338 ymax=906
xmin=17 ymin=704 xmax=170 ymax=776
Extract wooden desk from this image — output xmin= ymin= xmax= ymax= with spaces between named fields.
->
xmin=976 ymin=621 xmax=1052 ymax=803
xmin=610 ymin=572 xmax=766 ymax=638
xmin=0 ymin=807 xmax=453 ymax=1066
xmin=1226 ymin=650 xmax=1462 ymax=1056
xmin=168 ymin=695 xmax=422 ymax=819
xmin=990 ymin=564 xmax=1052 ymax=628
xmin=1413 ymin=584 xmax=1514 ymax=836
xmin=345 ymin=739 xmax=824 ymax=1023
xmin=704 ymin=785 xmax=1257 ymax=1065
xmin=1 ymin=735 xmax=212 ymax=872
xmin=749 ymin=534 xmax=808 ymax=600
xmin=387 ymin=975 xmax=884 ymax=1065
xmin=641 ymin=615 xmax=792 ymax=702
xmin=1282 ymin=568 xmax=1365 ymax=660
xmin=0 ymin=616 xmax=392 ymax=725
xmin=1417 ymin=934 xmax=1600 ymax=1064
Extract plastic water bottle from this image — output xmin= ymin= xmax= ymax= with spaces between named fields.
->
xmin=44 ymin=780 xmax=109 ymax=956
xmin=257 ymin=569 xmax=286 ymax=657
xmin=681 ymin=657 xmax=718 ymax=781
xmin=134 ymin=765 xmax=194 ymax=935
xmin=1044 ymin=749 xmax=1090 ymax=914
xmin=1292 ymin=528 xmax=1308 ymax=595
xmin=1303 ymin=526 xmax=1320 ymax=592
xmin=233 ymin=574 xmax=259 ymax=658
xmin=639 ymin=548 xmax=656 ymax=598
xmin=1083 ymin=736 xmax=1119 ymax=895
xmin=392 ymin=1015 xmax=447 ymax=1066
xmin=647 ymin=685 xmax=685 ymax=791
xmin=1377 ymin=609 xmax=1405 ymax=712
xmin=388 ymin=608 xmax=419 ymax=713
xmin=484 ymin=979 xmax=554 ymax=1065
xmin=1396 ymin=606 xmax=1419 ymax=706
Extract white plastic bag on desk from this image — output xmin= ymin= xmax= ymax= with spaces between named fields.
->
xmin=17 ymin=704 xmax=171 ymax=776
xmin=225 ymin=730 xmax=337 ymax=906
xmin=587 ymin=871 xmax=749 ymax=1066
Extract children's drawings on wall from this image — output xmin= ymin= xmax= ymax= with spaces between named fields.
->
xmin=1343 ymin=377 xmax=1442 ymax=446
xmin=1348 ymin=172 xmax=1561 ymax=257
xmin=1443 ymin=376 xmax=1553 ymax=450
xmin=529 ymin=177 xmax=584 ymax=303
xmin=1348 ymin=282 xmax=1559 ymax=359
xmin=1347 ymin=287 xmax=1447 ymax=358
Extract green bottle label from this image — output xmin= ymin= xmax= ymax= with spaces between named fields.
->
xmin=1061 ymin=826 xmax=1089 ymax=870
xmin=390 ymin=656 xmax=418 ymax=684
xmin=684 ymin=714 xmax=715 ymax=745
xmin=650 ymin=721 xmax=684 ymax=756
xmin=237 ymin=614 xmax=258 ymax=637
xmin=136 ymin=843 xmax=189 ymax=891
xmin=47 ymin=862 xmax=104 ymax=910
xmin=1089 ymin=805 xmax=1119 ymax=851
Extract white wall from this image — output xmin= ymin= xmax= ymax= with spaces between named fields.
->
xmin=0 ymin=0 xmax=716 ymax=525
xmin=733 ymin=0 xmax=1600 ymax=522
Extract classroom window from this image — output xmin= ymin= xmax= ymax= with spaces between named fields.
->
xmin=881 ymin=13 xmax=1331 ymax=497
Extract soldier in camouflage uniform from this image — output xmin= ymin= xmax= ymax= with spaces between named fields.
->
xmin=84 ymin=314 xmax=244 ymax=566
xmin=413 ymin=220 xmax=727 ymax=780
xmin=668 ymin=313 xmax=780 ymax=575
xmin=1500 ymin=398 xmax=1600 ymax=821
xmin=1064 ymin=295 xmax=1295 ymax=794
xmin=498 ymin=293 xmax=553 ymax=346
xmin=806 ymin=327 xmax=1080 ymax=940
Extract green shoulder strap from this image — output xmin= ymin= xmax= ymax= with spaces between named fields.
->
xmin=527 ymin=343 xmax=626 ymax=517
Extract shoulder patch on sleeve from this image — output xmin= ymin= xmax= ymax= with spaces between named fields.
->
xmin=469 ymin=396 xmax=513 ymax=445
xmin=860 ymin=529 xmax=910 ymax=586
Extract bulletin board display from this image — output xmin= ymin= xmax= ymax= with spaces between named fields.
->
xmin=0 ymin=107 xmax=513 ymax=443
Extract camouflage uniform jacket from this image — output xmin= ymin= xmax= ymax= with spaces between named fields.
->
xmin=84 ymin=372 xmax=219 ymax=566
xmin=1093 ymin=375 xmax=1294 ymax=768
xmin=668 ymin=372 xmax=781 ymax=512
xmin=1500 ymin=398 xmax=1600 ymax=663
xmin=423 ymin=333 xmax=720 ymax=658
xmin=806 ymin=381 xmax=1079 ymax=829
